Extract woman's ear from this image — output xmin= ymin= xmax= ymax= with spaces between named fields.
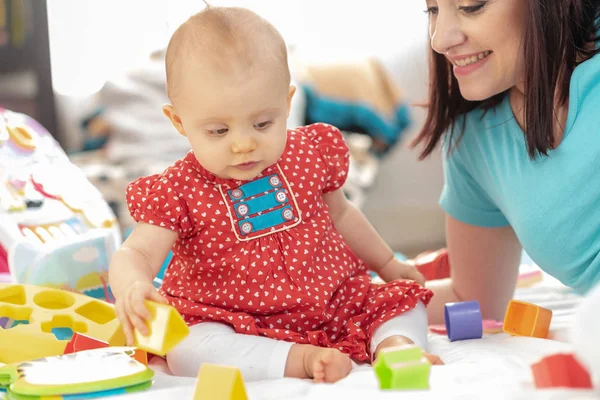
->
xmin=286 ymin=85 xmax=297 ymax=117
xmin=162 ymin=104 xmax=187 ymax=137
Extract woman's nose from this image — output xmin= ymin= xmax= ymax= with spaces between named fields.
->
xmin=430 ymin=11 xmax=466 ymax=55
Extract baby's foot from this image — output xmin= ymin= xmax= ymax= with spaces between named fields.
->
xmin=304 ymin=346 xmax=352 ymax=383
xmin=422 ymin=352 xmax=444 ymax=365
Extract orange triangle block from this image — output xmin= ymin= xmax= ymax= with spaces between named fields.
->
xmin=193 ymin=364 xmax=248 ymax=400
xmin=133 ymin=301 xmax=189 ymax=356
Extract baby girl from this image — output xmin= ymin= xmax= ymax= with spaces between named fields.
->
xmin=109 ymin=5 xmax=439 ymax=383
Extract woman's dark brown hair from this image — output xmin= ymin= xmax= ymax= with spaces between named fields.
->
xmin=413 ymin=0 xmax=600 ymax=160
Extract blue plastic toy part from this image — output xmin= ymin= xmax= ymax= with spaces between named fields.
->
xmin=444 ymin=300 xmax=483 ymax=342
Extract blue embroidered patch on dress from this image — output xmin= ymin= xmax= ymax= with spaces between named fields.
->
xmin=228 ymin=174 xmax=282 ymax=201
xmin=234 ymin=189 xmax=289 ymax=218
xmin=238 ymin=205 xmax=295 ymax=235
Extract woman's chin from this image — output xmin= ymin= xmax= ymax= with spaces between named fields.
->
xmin=458 ymin=86 xmax=495 ymax=102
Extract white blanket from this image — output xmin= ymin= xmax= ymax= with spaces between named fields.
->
xmin=120 ymin=269 xmax=598 ymax=399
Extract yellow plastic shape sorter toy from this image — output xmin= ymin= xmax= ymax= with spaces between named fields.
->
xmin=133 ymin=300 xmax=189 ymax=356
xmin=373 ymin=344 xmax=431 ymax=390
xmin=503 ymin=300 xmax=552 ymax=339
xmin=193 ymin=363 xmax=248 ymax=400
xmin=0 ymin=283 xmax=126 ymax=364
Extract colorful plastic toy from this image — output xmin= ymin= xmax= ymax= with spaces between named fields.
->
xmin=63 ymin=332 xmax=110 ymax=354
xmin=430 ymin=319 xmax=503 ymax=335
xmin=503 ymin=300 xmax=552 ymax=338
xmin=444 ymin=300 xmax=483 ymax=341
xmin=531 ymin=353 xmax=592 ymax=389
xmin=0 ymin=283 xmax=125 ymax=364
xmin=129 ymin=349 xmax=148 ymax=366
xmin=0 ymin=347 xmax=153 ymax=398
xmin=516 ymin=269 xmax=543 ymax=288
xmin=0 ymin=108 xmax=120 ymax=302
xmin=133 ymin=301 xmax=189 ymax=356
xmin=373 ymin=345 xmax=431 ymax=390
xmin=193 ymin=363 xmax=248 ymax=400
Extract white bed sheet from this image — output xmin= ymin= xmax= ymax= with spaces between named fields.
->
xmin=118 ymin=268 xmax=598 ymax=399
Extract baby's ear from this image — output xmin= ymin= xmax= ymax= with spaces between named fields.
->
xmin=286 ymin=85 xmax=296 ymax=117
xmin=162 ymin=104 xmax=187 ymax=137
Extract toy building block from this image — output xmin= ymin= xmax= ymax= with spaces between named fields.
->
xmin=503 ymin=300 xmax=552 ymax=338
xmin=430 ymin=319 xmax=503 ymax=335
xmin=531 ymin=353 xmax=592 ymax=389
xmin=373 ymin=345 xmax=431 ymax=390
xmin=517 ymin=270 xmax=543 ymax=288
xmin=129 ymin=349 xmax=148 ymax=366
xmin=133 ymin=301 xmax=189 ymax=356
xmin=444 ymin=300 xmax=483 ymax=341
xmin=63 ymin=332 xmax=109 ymax=354
xmin=193 ymin=364 xmax=248 ymax=400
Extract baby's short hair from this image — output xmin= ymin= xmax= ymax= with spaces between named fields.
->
xmin=165 ymin=5 xmax=290 ymax=102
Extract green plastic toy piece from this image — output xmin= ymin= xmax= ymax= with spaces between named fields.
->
xmin=373 ymin=345 xmax=431 ymax=390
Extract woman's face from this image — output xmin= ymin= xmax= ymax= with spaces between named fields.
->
xmin=426 ymin=0 xmax=528 ymax=101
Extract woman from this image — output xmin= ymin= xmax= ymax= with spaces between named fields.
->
xmin=413 ymin=0 xmax=600 ymax=324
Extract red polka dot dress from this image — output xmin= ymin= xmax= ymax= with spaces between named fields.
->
xmin=127 ymin=123 xmax=433 ymax=362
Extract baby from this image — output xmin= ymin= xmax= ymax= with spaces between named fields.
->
xmin=109 ymin=5 xmax=440 ymax=383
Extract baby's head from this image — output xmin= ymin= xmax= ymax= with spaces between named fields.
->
xmin=162 ymin=6 xmax=295 ymax=181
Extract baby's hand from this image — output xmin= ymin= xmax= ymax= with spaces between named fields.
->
xmin=114 ymin=281 xmax=169 ymax=346
xmin=377 ymin=258 xmax=426 ymax=286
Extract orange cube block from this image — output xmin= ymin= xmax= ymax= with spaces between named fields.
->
xmin=63 ymin=332 xmax=109 ymax=354
xmin=503 ymin=300 xmax=552 ymax=338
xmin=531 ymin=353 xmax=592 ymax=389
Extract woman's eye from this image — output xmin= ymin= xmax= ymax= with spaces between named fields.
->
xmin=424 ymin=7 xmax=439 ymax=15
xmin=459 ymin=4 xmax=485 ymax=14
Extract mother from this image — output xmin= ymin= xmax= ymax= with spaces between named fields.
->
xmin=413 ymin=0 xmax=600 ymax=324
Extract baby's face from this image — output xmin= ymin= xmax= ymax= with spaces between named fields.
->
xmin=168 ymin=65 xmax=294 ymax=181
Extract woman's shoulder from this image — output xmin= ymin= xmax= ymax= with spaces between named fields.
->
xmin=570 ymin=51 xmax=600 ymax=110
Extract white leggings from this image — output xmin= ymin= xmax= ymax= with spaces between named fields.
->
xmin=166 ymin=301 xmax=428 ymax=381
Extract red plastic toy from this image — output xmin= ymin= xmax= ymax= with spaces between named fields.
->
xmin=531 ymin=353 xmax=592 ymax=389
xmin=63 ymin=332 xmax=109 ymax=354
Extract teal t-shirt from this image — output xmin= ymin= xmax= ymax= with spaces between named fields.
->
xmin=440 ymin=51 xmax=600 ymax=294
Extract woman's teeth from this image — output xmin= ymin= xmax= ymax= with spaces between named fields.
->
xmin=455 ymin=51 xmax=492 ymax=67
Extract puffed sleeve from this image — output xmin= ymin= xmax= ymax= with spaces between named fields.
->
xmin=301 ymin=123 xmax=350 ymax=193
xmin=126 ymin=173 xmax=194 ymax=236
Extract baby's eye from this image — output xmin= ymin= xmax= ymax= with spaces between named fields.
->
xmin=254 ymin=120 xmax=273 ymax=130
xmin=208 ymin=128 xmax=228 ymax=135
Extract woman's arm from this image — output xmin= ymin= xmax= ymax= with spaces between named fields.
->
xmin=426 ymin=215 xmax=522 ymax=324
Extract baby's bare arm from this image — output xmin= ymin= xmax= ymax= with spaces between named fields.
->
xmin=324 ymin=189 xmax=397 ymax=272
xmin=109 ymin=223 xmax=178 ymax=299
xmin=324 ymin=189 xmax=424 ymax=283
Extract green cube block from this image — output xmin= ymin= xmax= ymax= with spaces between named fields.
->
xmin=389 ymin=360 xmax=431 ymax=390
xmin=373 ymin=345 xmax=431 ymax=390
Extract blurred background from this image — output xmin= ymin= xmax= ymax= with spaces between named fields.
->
xmin=0 ymin=0 xmax=445 ymax=257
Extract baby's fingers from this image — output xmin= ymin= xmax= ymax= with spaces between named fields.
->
xmin=129 ymin=312 xmax=149 ymax=337
xmin=116 ymin=301 xmax=135 ymax=346
xmin=131 ymin=293 xmax=153 ymax=322
xmin=125 ymin=296 xmax=150 ymax=336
